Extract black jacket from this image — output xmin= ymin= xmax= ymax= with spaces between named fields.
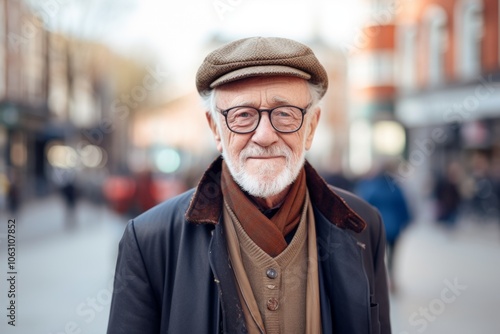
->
xmin=107 ymin=158 xmax=391 ymax=334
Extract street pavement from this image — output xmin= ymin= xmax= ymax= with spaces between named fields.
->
xmin=0 ymin=195 xmax=499 ymax=333
xmin=0 ymin=195 xmax=127 ymax=334
xmin=390 ymin=219 xmax=500 ymax=334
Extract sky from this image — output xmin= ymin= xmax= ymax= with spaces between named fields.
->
xmin=109 ymin=0 xmax=368 ymax=66
xmin=27 ymin=0 xmax=369 ymax=89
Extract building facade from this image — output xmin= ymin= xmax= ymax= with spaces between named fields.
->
xmin=0 ymin=0 xmax=152 ymax=207
xmin=353 ymin=0 xmax=500 ymax=218
xmin=348 ymin=0 xmax=401 ymax=176
xmin=395 ymin=0 xmax=500 ymax=218
xmin=0 ymin=0 xmax=49 ymax=201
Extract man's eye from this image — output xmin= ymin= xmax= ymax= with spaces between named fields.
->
xmin=235 ymin=111 xmax=252 ymax=118
xmin=276 ymin=111 xmax=292 ymax=117
xmin=232 ymin=108 xmax=256 ymax=119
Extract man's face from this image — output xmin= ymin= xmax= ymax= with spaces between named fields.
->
xmin=207 ymin=76 xmax=320 ymax=199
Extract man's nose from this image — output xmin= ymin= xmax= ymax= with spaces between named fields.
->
xmin=251 ymin=112 xmax=279 ymax=146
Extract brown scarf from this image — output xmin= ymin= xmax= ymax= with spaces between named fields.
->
xmin=221 ymin=161 xmax=306 ymax=257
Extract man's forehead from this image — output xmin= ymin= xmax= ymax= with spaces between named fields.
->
xmin=215 ymin=76 xmax=310 ymax=105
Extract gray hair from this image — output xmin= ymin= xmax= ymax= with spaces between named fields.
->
xmin=201 ymin=81 xmax=324 ymax=126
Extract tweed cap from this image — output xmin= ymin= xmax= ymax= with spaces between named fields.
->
xmin=196 ymin=37 xmax=328 ymax=98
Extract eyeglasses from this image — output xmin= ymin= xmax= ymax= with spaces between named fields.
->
xmin=217 ymin=104 xmax=310 ymax=134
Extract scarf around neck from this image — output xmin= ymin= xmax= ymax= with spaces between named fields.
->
xmin=221 ymin=161 xmax=306 ymax=257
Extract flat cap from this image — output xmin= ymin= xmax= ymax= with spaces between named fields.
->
xmin=196 ymin=37 xmax=328 ymax=98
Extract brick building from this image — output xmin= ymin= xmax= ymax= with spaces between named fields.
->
xmin=0 ymin=0 xmax=49 ymax=200
xmin=0 ymin=0 xmax=151 ymax=206
xmin=348 ymin=0 xmax=402 ymax=175
xmin=354 ymin=0 xmax=500 ymax=218
xmin=395 ymin=0 xmax=500 ymax=217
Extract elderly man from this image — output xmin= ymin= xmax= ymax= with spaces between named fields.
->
xmin=107 ymin=37 xmax=391 ymax=334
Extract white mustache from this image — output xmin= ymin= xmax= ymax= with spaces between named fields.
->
xmin=239 ymin=145 xmax=291 ymax=161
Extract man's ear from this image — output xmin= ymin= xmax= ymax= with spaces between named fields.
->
xmin=206 ymin=111 xmax=223 ymax=153
xmin=305 ymin=107 xmax=321 ymax=150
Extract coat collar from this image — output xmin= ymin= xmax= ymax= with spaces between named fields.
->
xmin=185 ymin=156 xmax=366 ymax=233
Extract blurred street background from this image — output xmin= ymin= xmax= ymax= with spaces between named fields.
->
xmin=1 ymin=0 xmax=500 ymax=333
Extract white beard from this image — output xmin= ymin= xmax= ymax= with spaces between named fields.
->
xmin=222 ymin=143 xmax=306 ymax=198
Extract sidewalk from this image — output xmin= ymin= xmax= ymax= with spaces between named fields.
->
xmin=390 ymin=219 xmax=500 ymax=334
xmin=0 ymin=195 xmax=128 ymax=334
xmin=1 ymin=194 xmax=127 ymax=241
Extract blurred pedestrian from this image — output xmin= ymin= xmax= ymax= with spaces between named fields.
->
xmin=107 ymin=37 xmax=391 ymax=333
xmin=468 ymin=151 xmax=497 ymax=221
xmin=355 ymin=159 xmax=412 ymax=293
xmin=0 ymin=172 xmax=8 ymax=211
xmin=491 ymin=148 xmax=500 ymax=223
xmin=433 ymin=161 xmax=462 ymax=228
xmin=61 ymin=179 xmax=78 ymax=229
xmin=7 ymin=168 xmax=20 ymax=214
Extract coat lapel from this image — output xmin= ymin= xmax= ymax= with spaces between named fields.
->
xmin=208 ymin=221 xmax=248 ymax=334
xmin=315 ymin=207 xmax=371 ymax=334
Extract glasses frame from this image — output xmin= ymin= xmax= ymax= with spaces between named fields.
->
xmin=217 ymin=104 xmax=310 ymax=134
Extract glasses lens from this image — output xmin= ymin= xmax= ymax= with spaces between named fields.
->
xmin=271 ymin=107 xmax=303 ymax=132
xmin=226 ymin=107 xmax=259 ymax=133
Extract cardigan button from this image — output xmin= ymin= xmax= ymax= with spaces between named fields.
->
xmin=266 ymin=298 xmax=279 ymax=311
xmin=266 ymin=268 xmax=278 ymax=279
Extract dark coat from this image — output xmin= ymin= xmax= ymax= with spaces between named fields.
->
xmin=107 ymin=158 xmax=391 ymax=334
